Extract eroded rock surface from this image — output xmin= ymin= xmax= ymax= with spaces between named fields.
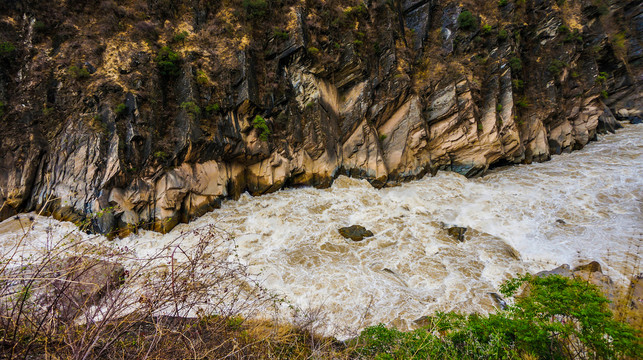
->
xmin=0 ymin=0 xmax=641 ymax=234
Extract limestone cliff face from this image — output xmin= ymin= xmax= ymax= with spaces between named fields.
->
xmin=0 ymin=0 xmax=640 ymax=234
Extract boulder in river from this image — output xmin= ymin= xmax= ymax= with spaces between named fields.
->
xmin=629 ymin=116 xmax=642 ymax=124
xmin=447 ymin=226 xmax=467 ymax=242
xmin=573 ymin=261 xmax=602 ymax=273
xmin=338 ymin=225 xmax=374 ymax=241
xmin=536 ymin=264 xmax=573 ymax=278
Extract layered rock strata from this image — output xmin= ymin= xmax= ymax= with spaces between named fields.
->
xmin=0 ymin=0 xmax=640 ymax=234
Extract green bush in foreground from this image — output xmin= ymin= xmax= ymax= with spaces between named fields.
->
xmin=356 ymin=275 xmax=640 ymax=359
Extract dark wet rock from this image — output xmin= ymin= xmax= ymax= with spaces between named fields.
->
xmin=338 ymin=225 xmax=374 ymax=241
xmin=555 ymin=219 xmax=567 ymax=224
xmin=488 ymin=292 xmax=507 ymax=310
xmin=630 ymin=116 xmax=642 ymax=124
xmin=83 ymin=61 xmax=96 ymax=74
xmin=573 ymin=261 xmax=602 ymax=273
xmin=447 ymin=226 xmax=467 ymax=242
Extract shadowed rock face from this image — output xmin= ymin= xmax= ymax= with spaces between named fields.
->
xmin=0 ymin=0 xmax=640 ymax=234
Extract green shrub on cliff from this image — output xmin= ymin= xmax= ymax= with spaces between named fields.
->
xmin=206 ymin=103 xmax=220 ymax=113
xmin=252 ymin=115 xmax=270 ymax=141
xmin=68 ymin=65 xmax=90 ymax=79
xmin=458 ymin=10 xmax=477 ymax=31
xmin=181 ymin=101 xmax=200 ymax=117
xmin=172 ymin=31 xmax=188 ymax=44
xmin=509 ymin=57 xmax=522 ymax=72
xmin=0 ymin=41 xmax=15 ymax=55
xmin=115 ymin=103 xmax=127 ymax=115
xmin=243 ymin=0 xmax=268 ymax=19
xmin=155 ymin=46 xmax=181 ymax=77
xmin=0 ymin=101 xmax=5 ymax=117
xmin=548 ymin=59 xmax=567 ymax=76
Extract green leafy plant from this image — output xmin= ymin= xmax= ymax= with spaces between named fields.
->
xmin=343 ymin=3 xmax=367 ymax=18
xmin=611 ymin=32 xmax=626 ymax=51
xmin=307 ymin=47 xmax=320 ymax=55
xmin=509 ymin=57 xmax=522 ymax=72
xmin=0 ymin=101 xmax=5 ymax=117
xmin=596 ymin=71 xmax=608 ymax=83
xmin=115 ymin=103 xmax=127 ymax=115
xmin=496 ymin=103 xmax=503 ymax=112
xmin=498 ymin=0 xmax=508 ymax=7
xmin=458 ymin=10 xmax=477 ymax=31
xmin=482 ymin=24 xmax=492 ymax=35
xmin=172 ymin=31 xmax=188 ymax=44
xmin=273 ymin=29 xmax=289 ymax=40
xmin=547 ymin=59 xmax=567 ymax=76
xmin=180 ymin=101 xmax=200 ymax=117
xmin=34 ymin=21 xmax=46 ymax=32
xmin=154 ymin=151 xmax=169 ymax=160
xmin=512 ymin=79 xmax=524 ymax=89
xmin=498 ymin=29 xmax=508 ymax=40
xmin=68 ymin=65 xmax=90 ymax=79
xmin=243 ymin=0 xmax=268 ymax=19
xmin=0 ymin=41 xmax=15 ymax=56
xmin=355 ymin=275 xmax=641 ymax=360
xmin=205 ymin=103 xmax=220 ymax=113
xmin=42 ymin=104 xmax=53 ymax=116
xmin=515 ymin=97 xmax=530 ymax=109
xmin=600 ymin=90 xmax=609 ymax=99
xmin=564 ymin=29 xmax=583 ymax=43
xmin=252 ymin=115 xmax=270 ymax=141
xmin=196 ymin=70 xmax=209 ymax=85
xmin=155 ymin=46 xmax=181 ymax=77
xmin=379 ymin=134 xmax=387 ymax=142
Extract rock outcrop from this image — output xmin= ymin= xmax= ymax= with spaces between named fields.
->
xmin=338 ymin=225 xmax=374 ymax=241
xmin=0 ymin=0 xmax=641 ymax=234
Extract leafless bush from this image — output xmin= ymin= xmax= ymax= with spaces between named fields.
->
xmin=0 ymin=218 xmax=279 ymax=359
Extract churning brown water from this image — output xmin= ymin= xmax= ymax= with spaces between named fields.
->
xmin=1 ymin=124 xmax=641 ymax=338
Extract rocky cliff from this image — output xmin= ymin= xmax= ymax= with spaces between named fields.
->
xmin=0 ymin=0 xmax=640 ymax=235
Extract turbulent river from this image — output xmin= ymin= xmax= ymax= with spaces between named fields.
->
xmin=1 ymin=124 xmax=642 ymax=338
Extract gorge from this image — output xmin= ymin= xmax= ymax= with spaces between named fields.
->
xmin=1 ymin=123 xmax=641 ymax=339
xmin=0 ymin=0 xmax=642 ymax=356
xmin=0 ymin=0 xmax=641 ymax=235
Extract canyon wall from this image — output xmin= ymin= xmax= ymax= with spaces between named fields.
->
xmin=0 ymin=0 xmax=640 ymax=234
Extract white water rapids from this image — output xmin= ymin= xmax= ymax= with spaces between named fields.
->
xmin=1 ymin=124 xmax=642 ymax=338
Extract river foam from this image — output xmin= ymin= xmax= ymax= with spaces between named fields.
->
xmin=1 ymin=124 xmax=641 ymax=338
